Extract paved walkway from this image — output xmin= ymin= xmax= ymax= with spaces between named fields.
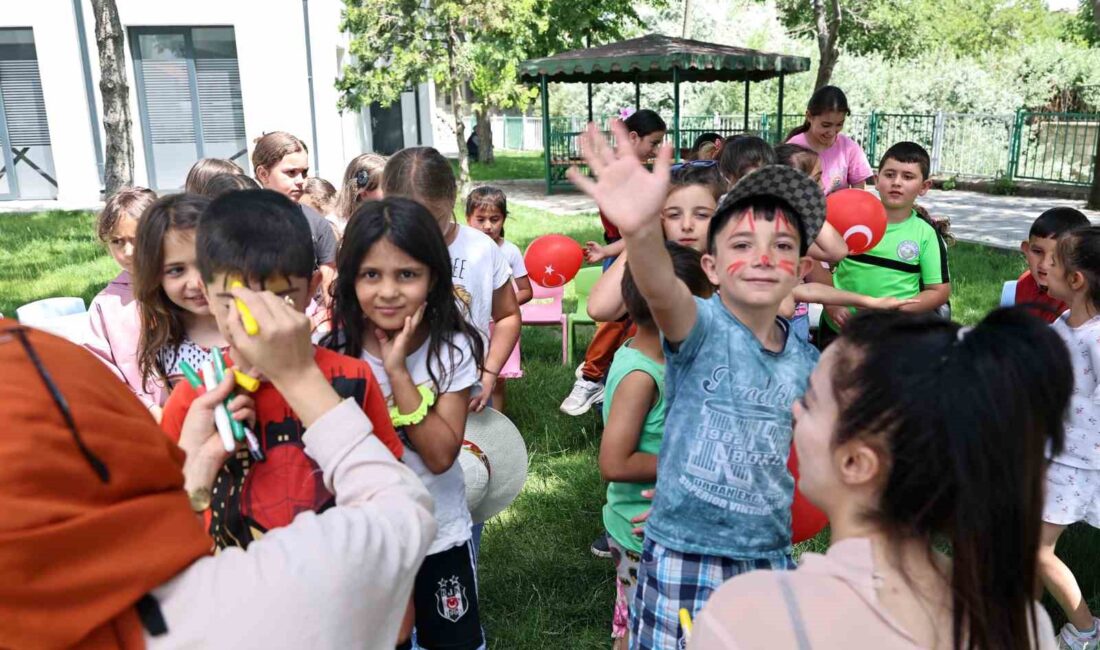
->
xmin=493 ymin=179 xmax=1100 ymax=250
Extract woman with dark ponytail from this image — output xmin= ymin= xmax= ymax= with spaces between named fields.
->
xmin=692 ymin=308 xmax=1070 ymax=649
xmin=785 ymin=86 xmax=873 ymax=195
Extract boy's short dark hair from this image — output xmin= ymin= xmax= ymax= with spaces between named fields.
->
xmin=197 ymin=189 xmax=315 ymax=282
xmin=623 ymin=242 xmax=712 ymax=328
xmin=1029 ymin=207 xmax=1090 ymax=239
xmin=670 ymin=164 xmax=725 ymax=202
xmin=879 ymin=142 xmax=931 ymax=180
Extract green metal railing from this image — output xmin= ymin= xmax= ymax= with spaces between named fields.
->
xmin=537 ymin=109 xmax=1098 ymax=191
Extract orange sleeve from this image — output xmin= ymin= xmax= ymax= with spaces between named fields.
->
xmin=160 ymin=382 xmax=199 ymax=444
xmin=361 ymin=372 xmax=404 ymax=459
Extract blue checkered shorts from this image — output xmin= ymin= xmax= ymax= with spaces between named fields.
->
xmin=628 ymin=538 xmax=795 ymax=650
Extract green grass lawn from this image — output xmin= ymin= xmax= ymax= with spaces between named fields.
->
xmin=2 ymin=205 xmax=1097 ymax=645
xmin=451 ymin=150 xmax=544 ymax=181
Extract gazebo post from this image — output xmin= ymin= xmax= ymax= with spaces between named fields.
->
xmin=776 ymin=73 xmax=785 ymax=144
xmin=672 ymin=66 xmax=681 ymax=162
xmin=743 ymin=80 xmax=750 ymax=132
xmin=587 ymin=82 xmax=594 ymax=123
xmin=634 ymin=74 xmax=640 ymax=110
xmin=540 ymin=74 xmax=551 ymax=194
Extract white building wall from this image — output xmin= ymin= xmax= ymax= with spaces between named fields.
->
xmin=0 ymin=0 xmax=434 ymax=203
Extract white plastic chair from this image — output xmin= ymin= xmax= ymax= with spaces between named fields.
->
xmin=16 ymin=297 xmax=91 ymax=343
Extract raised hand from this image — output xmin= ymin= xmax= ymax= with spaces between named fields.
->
xmin=566 ymin=121 xmax=672 ymax=238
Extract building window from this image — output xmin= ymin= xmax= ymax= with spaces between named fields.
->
xmin=130 ymin=26 xmax=247 ymax=191
xmin=0 ymin=28 xmax=58 ymax=200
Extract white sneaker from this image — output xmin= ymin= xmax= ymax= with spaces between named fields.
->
xmin=560 ymin=378 xmax=604 ymax=416
xmin=574 ymin=363 xmax=585 ymax=379
xmin=1059 ymin=619 xmax=1100 ymax=650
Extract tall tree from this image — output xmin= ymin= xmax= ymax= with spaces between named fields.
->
xmin=90 ymin=0 xmax=133 ymax=195
xmin=468 ymin=0 xmax=649 ymax=165
xmin=339 ymin=0 xmax=530 ymax=187
xmin=812 ymin=0 xmax=840 ymax=90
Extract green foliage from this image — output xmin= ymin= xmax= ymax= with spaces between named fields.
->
xmin=1065 ymin=0 xmax=1100 ymax=46
xmin=942 ymin=176 xmax=958 ymax=191
xmin=774 ymin=0 xmax=1069 ymax=61
xmin=450 ymin=151 xmax=544 ymax=181
xmin=990 ymin=172 xmax=1018 ymax=196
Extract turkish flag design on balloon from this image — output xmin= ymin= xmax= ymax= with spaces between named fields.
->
xmin=789 ymin=444 xmax=829 ymax=544
xmin=825 ymin=189 xmax=888 ymax=255
xmin=525 ymin=234 xmax=584 ymax=288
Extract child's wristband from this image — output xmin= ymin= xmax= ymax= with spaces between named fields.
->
xmin=389 ymin=384 xmax=436 ymax=427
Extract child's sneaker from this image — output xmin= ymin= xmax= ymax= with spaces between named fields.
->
xmin=590 ymin=533 xmax=612 ymax=559
xmin=1059 ymin=619 xmax=1100 ymax=650
xmin=560 ymin=377 xmax=604 ymax=416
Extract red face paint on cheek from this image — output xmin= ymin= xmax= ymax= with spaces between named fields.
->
xmin=726 ymin=261 xmax=747 ymax=276
xmin=777 ymin=260 xmax=797 ymax=276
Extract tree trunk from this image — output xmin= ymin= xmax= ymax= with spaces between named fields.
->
xmin=1089 ymin=0 xmax=1100 ymax=209
xmin=812 ymin=0 xmax=841 ymax=90
xmin=474 ymin=108 xmax=495 ymax=165
xmin=681 ymin=0 xmax=692 ymax=39
xmin=90 ymin=0 xmax=133 ymax=196
xmin=445 ymin=25 xmax=471 ymax=195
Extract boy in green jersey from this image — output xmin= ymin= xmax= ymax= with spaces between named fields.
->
xmin=821 ymin=142 xmax=951 ymax=346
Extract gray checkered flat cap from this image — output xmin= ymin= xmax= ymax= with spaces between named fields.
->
xmin=716 ymin=165 xmax=826 ymax=251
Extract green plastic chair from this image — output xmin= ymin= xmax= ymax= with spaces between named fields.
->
xmin=565 ymin=266 xmax=603 ymax=364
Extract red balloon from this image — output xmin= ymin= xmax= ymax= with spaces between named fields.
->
xmin=788 ymin=445 xmax=829 ymax=544
xmin=825 ymin=189 xmax=887 ymax=255
xmin=525 ymin=235 xmax=584 ymax=288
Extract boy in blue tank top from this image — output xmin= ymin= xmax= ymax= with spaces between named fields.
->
xmin=568 ymin=123 xmax=825 ymax=650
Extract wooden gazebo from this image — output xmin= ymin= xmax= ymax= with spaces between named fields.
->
xmin=520 ymin=34 xmax=811 ymax=193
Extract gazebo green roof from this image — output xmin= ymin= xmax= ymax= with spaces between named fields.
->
xmin=520 ymin=34 xmax=810 ymax=85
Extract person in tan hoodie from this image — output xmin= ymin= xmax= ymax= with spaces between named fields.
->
xmin=692 ymin=309 xmax=1066 ymax=650
xmin=0 ymin=287 xmax=434 ymax=650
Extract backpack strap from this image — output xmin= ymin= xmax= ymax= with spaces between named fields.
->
xmin=777 ymin=572 xmax=813 ymax=650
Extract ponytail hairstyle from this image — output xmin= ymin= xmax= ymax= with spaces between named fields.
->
xmin=465 ymin=185 xmax=508 ymax=237
xmin=623 ymin=109 xmax=667 ymax=138
xmin=96 ymin=186 xmax=156 ymax=242
xmin=831 ymin=308 xmax=1071 ymax=650
xmin=381 ymin=147 xmax=457 ymax=225
xmin=132 ymin=193 xmax=211 ymax=391
xmin=184 ymin=158 xmax=244 ymax=195
xmin=251 ymin=131 xmax=308 ymax=177
xmin=1056 ymin=226 xmax=1100 ymax=313
xmin=717 ymin=135 xmax=775 ymax=187
xmin=335 ymin=153 xmax=387 ymax=220
xmin=786 ymin=85 xmax=851 ymax=141
xmin=322 ymin=197 xmax=484 ymax=391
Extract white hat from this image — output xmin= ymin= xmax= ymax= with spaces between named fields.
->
xmin=459 ymin=408 xmax=528 ymax=524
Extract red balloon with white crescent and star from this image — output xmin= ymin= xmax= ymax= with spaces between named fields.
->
xmin=825 ymin=189 xmax=887 ymax=255
xmin=524 ymin=234 xmax=584 ymax=288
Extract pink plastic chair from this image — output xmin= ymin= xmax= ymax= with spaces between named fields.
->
xmin=521 ymin=282 xmax=568 ymax=364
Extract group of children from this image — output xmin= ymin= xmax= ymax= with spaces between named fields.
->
xmin=570 ymin=87 xmax=1100 ymax=650
xmin=76 ymin=83 xmax=1100 ymax=649
xmin=84 ymin=131 xmax=536 ymax=650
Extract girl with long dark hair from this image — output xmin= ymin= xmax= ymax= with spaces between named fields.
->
xmin=785 ymin=85 xmax=873 ymax=195
xmin=323 ymin=197 xmax=486 ymax=650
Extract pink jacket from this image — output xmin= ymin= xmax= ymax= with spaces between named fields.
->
xmin=84 ymin=271 xmax=166 ymax=409
xmin=691 ymin=537 xmax=1055 ymax=649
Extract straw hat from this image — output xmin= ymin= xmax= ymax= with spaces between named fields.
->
xmin=459 ymin=408 xmax=528 ymax=524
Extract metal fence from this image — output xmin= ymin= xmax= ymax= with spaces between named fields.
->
xmin=490 ymin=110 xmax=1099 ymax=188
